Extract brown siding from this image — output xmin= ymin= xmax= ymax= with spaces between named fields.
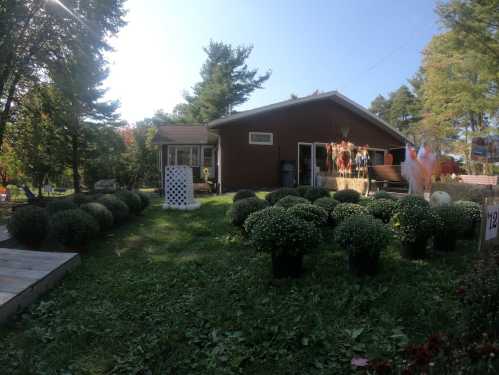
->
xmin=217 ymin=99 xmax=404 ymax=191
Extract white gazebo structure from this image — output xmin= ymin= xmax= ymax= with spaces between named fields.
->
xmin=163 ymin=166 xmax=200 ymax=210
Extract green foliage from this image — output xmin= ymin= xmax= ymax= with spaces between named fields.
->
xmin=296 ymin=185 xmax=312 ymax=197
xmin=366 ymin=198 xmax=397 ymax=224
xmin=135 ymin=191 xmax=151 ymax=211
xmin=274 ymin=195 xmax=309 ymax=209
xmin=98 ymin=194 xmax=130 ymax=224
xmin=80 ymin=202 xmax=114 ymax=231
xmin=454 ymin=200 xmax=481 ymax=225
xmin=46 ymin=199 xmax=78 ymax=216
xmin=313 ymin=197 xmax=339 ymax=223
xmin=116 ymin=191 xmax=143 ymax=215
xmin=265 ymin=188 xmax=300 ymax=205
xmin=49 ymin=209 xmax=99 ymax=248
xmin=332 ymin=203 xmax=368 ymax=225
xmin=396 ymin=195 xmax=430 ymax=212
xmin=374 ymin=190 xmax=396 ymax=201
xmin=303 ymin=187 xmax=330 ymax=202
xmin=433 ymin=205 xmax=471 ymax=251
xmin=228 ymin=197 xmax=269 ymax=227
xmin=7 ymin=205 xmax=48 ymax=245
xmin=233 ymin=189 xmax=256 ymax=202
xmin=245 ymin=206 xmax=321 ymax=256
xmin=335 ymin=215 xmax=391 ymax=258
xmin=334 ymin=189 xmax=361 ymax=203
xmin=72 ymin=193 xmax=93 ymax=206
xmin=287 ymin=203 xmax=328 ymax=227
xmin=391 ymin=203 xmax=435 ymax=245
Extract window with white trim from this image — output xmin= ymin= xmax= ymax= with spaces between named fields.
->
xmin=249 ymin=132 xmax=273 ymax=145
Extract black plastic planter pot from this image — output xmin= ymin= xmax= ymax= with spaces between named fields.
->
xmin=347 ymin=254 xmax=379 ymax=276
xmin=271 ymin=253 xmax=304 ymax=278
xmin=434 ymin=235 xmax=457 ymax=252
xmin=401 ymin=238 xmax=428 ymax=259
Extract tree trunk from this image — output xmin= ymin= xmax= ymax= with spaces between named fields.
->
xmin=71 ymin=130 xmax=81 ymax=194
xmin=0 ymin=72 xmax=20 ymax=148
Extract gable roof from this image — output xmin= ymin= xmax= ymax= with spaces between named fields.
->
xmin=208 ymin=90 xmax=409 ymax=144
xmin=152 ymin=124 xmax=217 ymax=145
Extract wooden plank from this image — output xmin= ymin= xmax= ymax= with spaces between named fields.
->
xmin=0 ymin=248 xmax=74 ymax=261
xmin=0 ymin=291 xmax=15 ymax=305
xmin=0 ymin=266 xmax=50 ymax=280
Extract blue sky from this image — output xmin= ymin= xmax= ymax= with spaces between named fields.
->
xmin=104 ymin=0 xmax=441 ymax=123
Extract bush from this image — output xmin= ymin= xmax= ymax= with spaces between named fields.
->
xmin=332 ymin=203 xmax=368 ymax=225
xmin=7 ymin=205 xmax=48 ymax=245
xmin=228 ymin=197 xmax=269 ymax=227
xmin=396 ymin=195 xmax=430 ymax=212
xmin=334 ymin=189 xmax=361 ymax=203
xmin=433 ymin=205 xmax=470 ymax=251
xmin=358 ymin=196 xmax=372 ymax=207
xmin=391 ymin=203 xmax=435 ymax=246
xmin=72 ymin=193 xmax=93 ymax=206
xmin=304 ymin=187 xmax=330 ymax=202
xmin=135 ymin=191 xmax=151 ymax=211
xmin=47 ymin=199 xmax=78 ymax=216
xmin=288 ymin=203 xmax=328 ymax=227
xmin=244 ymin=206 xmax=321 ymax=256
xmin=297 ymin=185 xmax=312 ymax=197
xmin=374 ymin=190 xmax=396 ymax=201
xmin=265 ymin=188 xmax=300 ymax=205
xmin=314 ymin=197 xmax=339 ymax=223
xmin=366 ymin=198 xmax=397 ymax=224
xmin=50 ymin=209 xmax=99 ymax=248
xmin=233 ymin=189 xmax=256 ymax=202
xmin=116 ymin=191 xmax=142 ymax=215
xmin=454 ymin=200 xmax=481 ymax=226
xmin=80 ymin=202 xmax=114 ymax=231
xmin=98 ymin=194 xmax=130 ymax=224
xmin=274 ymin=195 xmax=309 ymax=209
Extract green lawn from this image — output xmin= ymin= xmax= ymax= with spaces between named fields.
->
xmin=0 ymin=194 xmax=475 ymax=374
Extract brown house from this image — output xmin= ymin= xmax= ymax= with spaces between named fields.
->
xmin=154 ymin=90 xmax=408 ymax=192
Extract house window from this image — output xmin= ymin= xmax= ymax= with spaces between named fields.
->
xmin=167 ymin=146 xmax=200 ymax=167
xmin=249 ymin=132 xmax=273 ymax=145
xmin=202 ymin=146 xmax=215 ymax=178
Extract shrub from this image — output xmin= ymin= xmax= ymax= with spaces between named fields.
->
xmin=50 ymin=209 xmax=99 ymax=248
xmin=72 ymin=193 xmax=93 ymax=206
xmin=297 ymin=185 xmax=312 ymax=197
xmin=391 ymin=203 xmax=435 ymax=246
xmin=396 ymin=195 xmax=430 ymax=212
xmin=303 ymin=187 xmax=330 ymax=202
xmin=314 ymin=197 xmax=339 ymax=223
xmin=366 ymin=198 xmax=397 ymax=224
xmin=244 ymin=206 xmax=321 ymax=256
xmin=135 ymin=191 xmax=151 ymax=211
xmin=228 ymin=197 xmax=269 ymax=227
xmin=7 ymin=205 xmax=48 ymax=245
xmin=335 ymin=215 xmax=391 ymax=274
xmin=334 ymin=189 xmax=361 ymax=203
xmin=458 ymin=249 xmax=499 ymax=335
xmin=274 ymin=195 xmax=309 ymax=209
xmin=80 ymin=202 xmax=114 ymax=231
xmin=332 ymin=203 xmax=368 ymax=225
xmin=358 ymin=196 xmax=372 ymax=207
xmin=98 ymin=194 xmax=130 ymax=224
xmin=116 ymin=191 xmax=142 ymax=215
xmin=233 ymin=189 xmax=256 ymax=202
xmin=374 ymin=190 xmax=396 ymax=201
xmin=288 ymin=203 xmax=328 ymax=227
xmin=265 ymin=187 xmax=300 ymax=205
xmin=454 ymin=200 xmax=481 ymax=226
xmin=47 ymin=199 xmax=78 ymax=216
xmin=433 ymin=205 xmax=471 ymax=251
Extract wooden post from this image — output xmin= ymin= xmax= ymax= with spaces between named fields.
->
xmin=479 ymin=195 xmax=499 ymax=253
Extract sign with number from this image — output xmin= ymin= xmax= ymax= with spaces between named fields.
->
xmin=485 ymin=205 xmax=499 ymax=241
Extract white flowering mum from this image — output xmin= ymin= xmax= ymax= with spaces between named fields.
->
xmin=430 ymin=191 xmax=452 ymax=208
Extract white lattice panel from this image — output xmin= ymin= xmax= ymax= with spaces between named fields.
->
xmin=163 ymin=166 xmax=200 ymax=210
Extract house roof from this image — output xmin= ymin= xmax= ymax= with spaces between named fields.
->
xmin=208 ymin=90 xmax=409 ymax=144
xmin=152 ymin=124 xmax=217 ymax=145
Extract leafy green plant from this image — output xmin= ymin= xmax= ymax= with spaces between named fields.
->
xmin=233 ymin=189 xmax=256 ymax=202
xmin=366 ymin=198 xmax=397 ymax=223
xmin=116 ymin=191 xmax=143 ymax=215
xmin=396 ymin=195 xmax=430 ymax=212
xmin=303 ymin=187 xmax=330 ymax=202
xmin=80 ymin=202 xmax=114 ymax=231
xmin=334 ymin=189 xmax=361 ymax=203
xmin=297 ymin=185 xmax=312 ymax=197
xmin=98 ymin=194 xmax=130 ymax=224
xmin=228 ymin=197 xmax=269 ymax=227
xmin=359 ymin=196 xmax=372 ymax=206
xmin=49 ymin=209 xmax=99 ymax=249
xmin=454 ymin=200 xmax=481 ymax=238
xmin=433 ymin=205 xmax=470 ymax=252
xmin=72 ymin=193 xmax=94 ymax=206
xmin=274 ymin=195 xmax=309 ymax=209
xmin=332 ymin=203 xmax=368 ymax=224
xmin=135 ymin=191 xmax=151 ymax=211
xmin=288 ymin=203 xmax=328 ymax=227
xmin=265 ymin=188 xmax=300 ymax=205
xmin=47 ymin=199 xmax=78 ymax=216
xmin=374 ymin=190 xmax=396 ymax=201
xmin=7 ymin=205 xmax=48 ymax=245
xmin=314 ymin=197 xmax=339 ymax=223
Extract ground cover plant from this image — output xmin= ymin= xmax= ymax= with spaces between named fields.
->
xmin=0 ymin=194 xmax=485 ymax=374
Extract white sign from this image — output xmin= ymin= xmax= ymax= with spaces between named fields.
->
xmin=485 ymin=204 xmax=499 ymax=241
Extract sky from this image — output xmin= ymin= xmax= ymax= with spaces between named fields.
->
xmin=104 ymin=0 xmax=441 ymax=123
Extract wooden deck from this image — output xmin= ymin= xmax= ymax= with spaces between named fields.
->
xmin=0 ymin=248 xmax=80 ymax=323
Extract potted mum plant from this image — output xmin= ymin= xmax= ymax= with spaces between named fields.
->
xmin=433 ymin=205 xmax=470 ymax=252
xmin=335 ymin=215 xmax=391 ymax=275
xmin=244 ymin=207 xmax=321 ymax=278
xmin=454 ymin=200 xmax=481 ymax=239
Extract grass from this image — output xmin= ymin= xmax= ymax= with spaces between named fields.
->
xmin=0 ymin=194 xmax=476 ymax=374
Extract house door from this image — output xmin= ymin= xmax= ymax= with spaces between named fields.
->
xmin=298 ymin=143 xmax=313 ymax=186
